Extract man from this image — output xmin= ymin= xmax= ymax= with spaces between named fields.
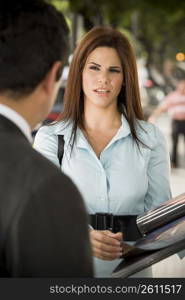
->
xmin=0 ymin=0 xmax=93 ymax=277
xmin=148 ymin=79 xmax=185 ymax=168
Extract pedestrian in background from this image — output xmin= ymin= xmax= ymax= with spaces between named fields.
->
xmin=34 ymin=26 xmax=171 ymax=277
xmin=148 ymin=79 xmax=185 ymax=168
xmin=0 ymin=0 xmax=93 ymax=277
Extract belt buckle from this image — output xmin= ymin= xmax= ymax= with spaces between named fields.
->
xmin=95 ymin=213 xmax=114 ymax=231
xmin=107 ymin=213 xmax=114 ymax=231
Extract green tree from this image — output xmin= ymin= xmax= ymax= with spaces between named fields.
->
xmin=48 ymin=0 xmax=185 ymax=92
xmin=128 ymin=0 xmax=185 ymax=91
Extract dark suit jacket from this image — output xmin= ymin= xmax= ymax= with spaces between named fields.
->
xmin=0 ymin=115 xmax=93 ymax=277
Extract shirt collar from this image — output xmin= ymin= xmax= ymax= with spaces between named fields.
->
xmin=0 ymin=104 xmax=32 ymax=143
xmin=53 ymin=114 xmax=131 ymax=149
xmin=53 ymin=120 xmax=73 ymax=142
xmin=115 ymin=114 xmax=131 ymax=139
xmin=76 ymin=114 xmax=131 ymax=149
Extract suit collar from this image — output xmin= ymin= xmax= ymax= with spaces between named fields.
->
xmin=0 ymin=104 xmax=32 ymax=143
xmin=0 ymin=115 xmax=30 ymax=143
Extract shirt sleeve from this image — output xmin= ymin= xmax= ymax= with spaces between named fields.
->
xmin=144 ymin=125 xmax=172 ymax=211
xmin=34 ymin=126 xmax=60 ymax=168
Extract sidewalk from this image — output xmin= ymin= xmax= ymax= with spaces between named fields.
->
xmin=151 ymin=114 xmax=185 ymax=277
xmin=155 ymin=114 xmax=185 ymax=196
xmin=171 ymin=168 xmax=185 ymax=196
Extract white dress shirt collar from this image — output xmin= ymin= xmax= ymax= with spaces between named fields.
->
xmin=0 ymin=104 xmax=32 ymax=143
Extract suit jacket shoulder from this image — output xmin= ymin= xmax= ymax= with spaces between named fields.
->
xmin=0 ymin=116 xmax=93 ymax=277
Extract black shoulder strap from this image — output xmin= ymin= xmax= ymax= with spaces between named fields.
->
xmin=57 ymin=135 xmax=65 ymax=166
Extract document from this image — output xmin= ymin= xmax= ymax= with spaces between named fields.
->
xmin=112 ymin=193 xmax=185 ymax=277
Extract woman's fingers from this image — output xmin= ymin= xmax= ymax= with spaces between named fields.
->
xmin=91 ymin=235 xmax=122 ymax=253
xmin=89 ymin=230 xmax=123 ymax=260
xmin=105 ymin=231 xmax=123 ymax=242
xmin=90 ymin=230 xmax=121 ymax=246
xmin=93 ymin=248 xmax=122 ymax=260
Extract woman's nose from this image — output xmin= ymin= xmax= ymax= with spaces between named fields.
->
xmin=98 ymin=72 xmax=109 ymax=84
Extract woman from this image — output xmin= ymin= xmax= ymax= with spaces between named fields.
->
xmin=34 ymin=26 xmax=171 ymax=277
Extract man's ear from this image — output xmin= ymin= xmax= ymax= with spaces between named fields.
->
xmin=41 ymin=61 xmax=62 ymax=96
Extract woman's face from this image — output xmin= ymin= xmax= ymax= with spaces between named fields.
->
xmin=82 ymin=47 xmax=123 ymax=109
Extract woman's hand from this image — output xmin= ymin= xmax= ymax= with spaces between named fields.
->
xmin=89 ymin=230 xmax=123 ymax=260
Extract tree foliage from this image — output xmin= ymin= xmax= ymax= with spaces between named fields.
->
xmin=48 ymin=0 xmax=185 ymax=90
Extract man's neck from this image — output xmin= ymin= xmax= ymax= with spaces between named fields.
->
xmin=0 ymin=95 xmax=37 ymax=130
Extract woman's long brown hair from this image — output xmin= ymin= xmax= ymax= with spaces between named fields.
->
xmin=57 ymin=26 xmax=145 ymax=149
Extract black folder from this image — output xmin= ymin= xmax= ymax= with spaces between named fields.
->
xmin=112 ymin=193 xmax=185 ymax=278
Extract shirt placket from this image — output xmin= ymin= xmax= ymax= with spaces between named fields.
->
xmin=98 ymin=159 xmax=109 ymax=212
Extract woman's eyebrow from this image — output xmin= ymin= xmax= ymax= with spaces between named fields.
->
xmin=88 ymin=62 xmax=101 ymax=67
xmin=88 ymin=62 xmax=121 ymax=69
xmin=109 ymin=66 xmax=121 ymax=69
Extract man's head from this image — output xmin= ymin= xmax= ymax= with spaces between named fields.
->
xmin=0 ymin=0 xmax=69 ymax=98
xmin=0 ymin=0 xmax=69 ymax=128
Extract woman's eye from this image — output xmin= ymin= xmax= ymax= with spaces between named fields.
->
xmin=109 ymin=68 xmax=121 ymax=73
xmin=89 ymin=66 xmax=99 ymax=71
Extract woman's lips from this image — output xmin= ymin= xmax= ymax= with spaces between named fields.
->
xmin=94 ymin=88 xmax=111 ymax=94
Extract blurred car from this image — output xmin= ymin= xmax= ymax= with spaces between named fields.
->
xmin=44 ymin=64 xmax=69 ymax=124
xmin=43 ymin=88 xmax=64 ymax=125
xmin=32 ymin=64 xmax=69 ymax=137
xmin=32 ymin=65 xmax=69 ymax=138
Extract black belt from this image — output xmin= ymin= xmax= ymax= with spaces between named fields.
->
xmin=89 ymin=213 xmax=142 ymax=241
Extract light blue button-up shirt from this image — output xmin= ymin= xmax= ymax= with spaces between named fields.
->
xmin=34 ymin=115 xmax=171 ymax=277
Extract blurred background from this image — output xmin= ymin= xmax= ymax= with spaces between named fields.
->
xmin=43 ymin=0 xmax=185 ymax=123
xmin=43 ymin=0 xmax=185 ymax=277
xmin=46 ymin=0 xmax=185 ymax=115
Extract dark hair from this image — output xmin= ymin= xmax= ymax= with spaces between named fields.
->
xmin=0 ymin=0 xmax=69 ymax=98
xmin=58 ymin=26 xmax=144 ymax=149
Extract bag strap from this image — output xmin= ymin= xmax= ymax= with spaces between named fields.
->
xmin=57 ymin=135 xmax=65 ymax=166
